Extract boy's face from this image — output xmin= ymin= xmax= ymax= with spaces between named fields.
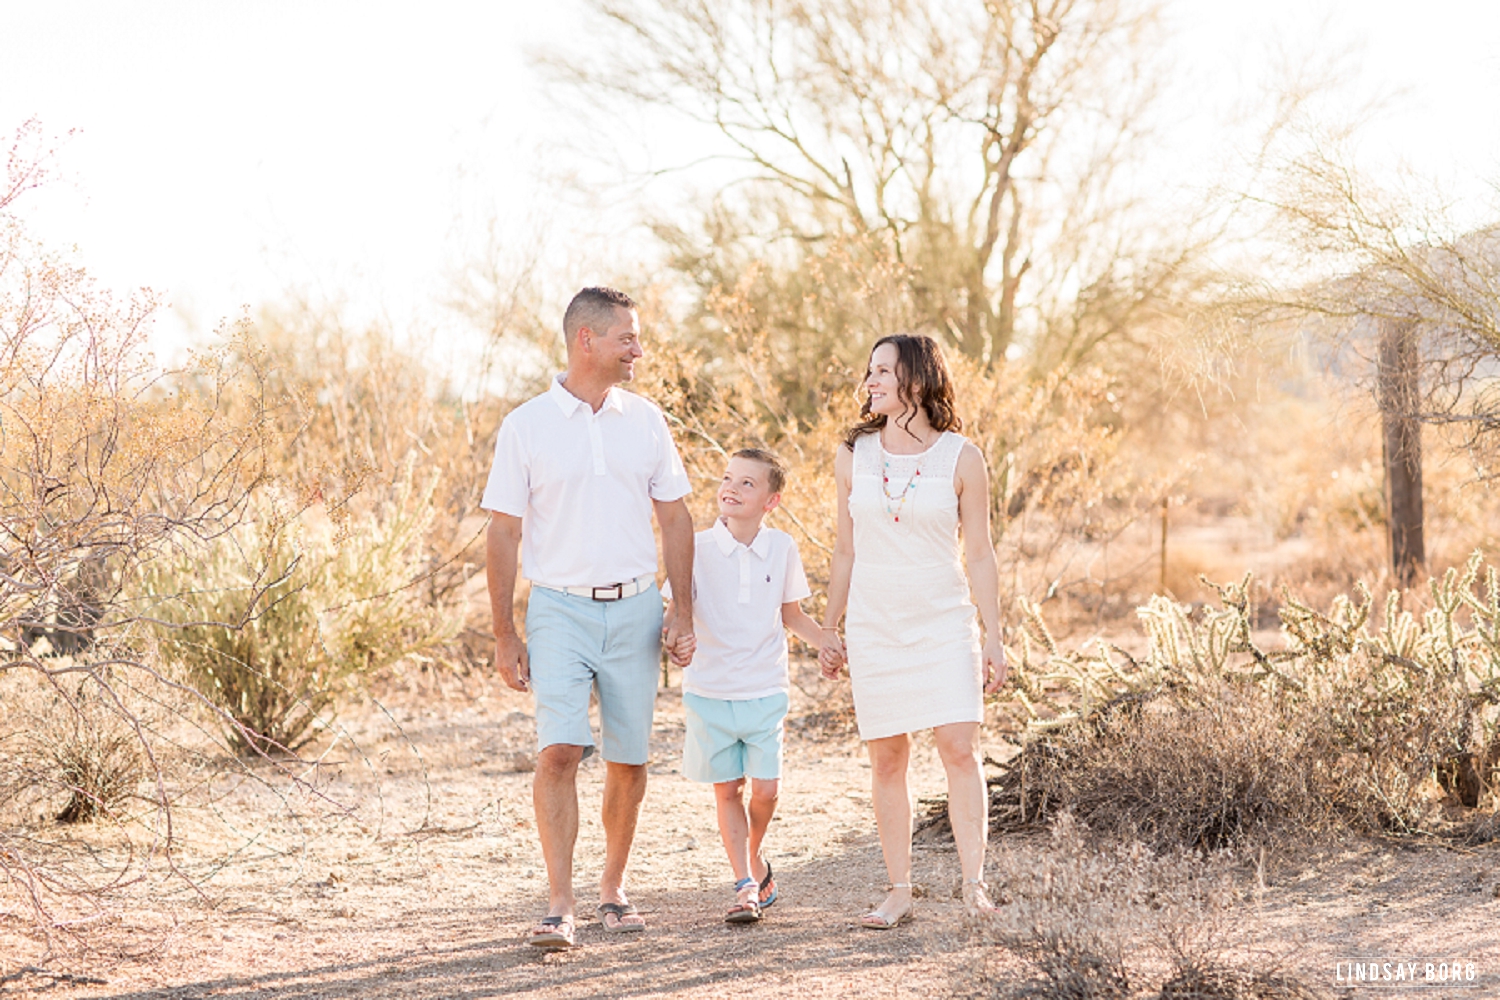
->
xmin=717 ymin=456 xmax=780 ymax=521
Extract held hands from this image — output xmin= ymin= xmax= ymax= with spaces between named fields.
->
xmin=495 ymin=631 xmax=530 ymax=692
xmin=818 ymin=627 xmax=846 ymax=679
xmin=983 ymin=635 xmax=1009 ymax=695
xmin=663 ymin=601 xmax=696 ymax=667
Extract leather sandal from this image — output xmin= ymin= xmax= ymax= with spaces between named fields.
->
xmin=527 ymin=915 xmax=575 ymax=949
xmin=725 ymin=877 xmax=763 ymax=924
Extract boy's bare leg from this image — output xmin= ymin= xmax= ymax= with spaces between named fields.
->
xmin=747 ymin=777 xmax=779 ymax=883
xmin=714 ymin=778 xmax=759 ymax=910
xmin=599 ymin=761 xmax=648 ymax=929
xmin=533 ymin=744 xmax=585 ymax=923
xmin=713 ymin=778 xmax=752 ymax=880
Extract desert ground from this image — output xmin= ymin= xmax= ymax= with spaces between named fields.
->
xmin=5 ymin=661 xmax=1499 ymax=1000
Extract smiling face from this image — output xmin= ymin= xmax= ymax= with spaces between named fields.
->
xmin=582 ymin=306 xmax=644 ymax=383
xmin=717 ymin=455 xmax=780 ymax=523
xmin=863 ymin=342 xmax=909 ymax=418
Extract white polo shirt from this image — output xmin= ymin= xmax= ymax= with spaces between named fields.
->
xmin=481 ymin=376 xmax=691 ymax=588
xmin=671 ymin=520 xmax=811 ymax=701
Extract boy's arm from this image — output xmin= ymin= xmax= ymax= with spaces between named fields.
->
xmin=781 ymin=602 xmax=825 ymax=650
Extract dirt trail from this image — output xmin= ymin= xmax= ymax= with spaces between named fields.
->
xmin=10 ymin=674 xmax=1499 ymax=999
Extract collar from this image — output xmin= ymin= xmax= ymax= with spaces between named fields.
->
xmin=548 ymin=374 xmax=624 ymax=417
xmin=711 ymin=518 xmax=770 ymax=559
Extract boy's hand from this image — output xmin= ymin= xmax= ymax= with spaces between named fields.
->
xmin=818 ymin=631 xmax=846 ymax=679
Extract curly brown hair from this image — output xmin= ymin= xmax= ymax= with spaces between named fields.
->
xmin=843 ymin=334 xmax=962 ymax=449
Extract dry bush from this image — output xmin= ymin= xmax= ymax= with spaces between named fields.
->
xmin=974 ymin=815 xmax=1324 ymax=1000
xmin=231 ymin=307 xmax=509 ymax=663
xmin=144 ymin=471 xmax=456 ymax=755
xmin=0 ymin=123 xmax=371 ymax=973
xmin=993 ymin=558 xmax=1500 ymax=845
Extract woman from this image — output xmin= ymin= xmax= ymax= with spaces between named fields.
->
xmin=819 ymin=333 xmax=1007 ymax=929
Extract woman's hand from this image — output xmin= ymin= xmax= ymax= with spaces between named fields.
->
xmin=982 ymin=636 xmax=1009 ymax=694
xmin=818 ymin=630 xmax=846 ymax=679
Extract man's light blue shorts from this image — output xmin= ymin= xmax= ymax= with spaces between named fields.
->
xmin=525 ymin=583 xmax=662 ymax=765
xmin=681 ymin=691 xmax=788 ymax=784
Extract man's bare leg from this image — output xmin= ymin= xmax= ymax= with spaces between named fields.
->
xmin=533 ymin=743 xmax=585 ymax=928
xmin=598 ymin=760 xmax=648 ymax=930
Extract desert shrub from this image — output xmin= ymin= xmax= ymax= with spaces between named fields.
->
xmin=145 ymin=470 xmax=455 ymax=755
xmin=974 ymin=815 xmax=1327 ymax=1000
xmin=31 ymin=671 xmax=147 ymax=824
xmin=994 ymin=557 xmax=1500 ymax=844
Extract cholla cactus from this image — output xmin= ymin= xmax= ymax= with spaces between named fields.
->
xmin=1000 ymin=552 xmax=1500 ymax=835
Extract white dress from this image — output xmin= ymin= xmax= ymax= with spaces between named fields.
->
xmin=846 ymin=430 xmax=983 ymax=740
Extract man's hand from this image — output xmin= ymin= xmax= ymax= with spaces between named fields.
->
xmin=495 ymin=631 xmax=530 ymax=692
xmin=662 ymin=605 xmax=694 ymax=670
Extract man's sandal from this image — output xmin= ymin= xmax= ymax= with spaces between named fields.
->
xmin=859 ymin=882 xmax=914 ymax=930
xmin=527 ymin=915 xmax=575 ymax=949
xmin=757 ymin=859 xmax=778 ymax=910
xmin=725 ymin=877 xmax=763 ymax=924
xmin=596 ymin=901 xmax=645 ymax=934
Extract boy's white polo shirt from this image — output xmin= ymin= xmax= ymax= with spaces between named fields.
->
xmin=481 ymin=376 xmax=691 ymax=587
xmin=673 ymin=520 xmax=811 ymax=701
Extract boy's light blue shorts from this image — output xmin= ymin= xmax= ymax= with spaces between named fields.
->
xmin=525 ymin=582 xmax=662 ymax=765
xmin=681 ymin=691 xmax=789 ymax=784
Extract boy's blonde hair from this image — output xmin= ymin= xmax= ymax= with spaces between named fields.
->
xmin=732 ymin=448 xmax=786 ymax=493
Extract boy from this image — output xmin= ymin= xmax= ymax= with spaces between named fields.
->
xmin=666 ymin=449 xmax=825 ymax=923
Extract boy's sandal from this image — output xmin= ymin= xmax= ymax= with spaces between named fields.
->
xmin=757 ymin=859 xmax=778 ymax=909
xmin=725 ymin=877 xmax=763 ymax=924
xmin=859 ymin=882 xmax=914 ymax=930
xmin=596 ymin=901 xmax=646 ymax=934
xmin=527 ymin=915 xmax=575 ymax=949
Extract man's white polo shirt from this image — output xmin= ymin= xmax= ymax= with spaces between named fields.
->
xmin=481 ymin=376 xmax=691 ymax=588
xmin=672 ymin=519 xmax=811 ymax=701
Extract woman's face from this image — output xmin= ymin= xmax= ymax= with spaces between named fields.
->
xmin=864 ymin=343 xmax=907 ymax=417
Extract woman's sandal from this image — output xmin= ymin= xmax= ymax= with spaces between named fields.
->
xmin=963 ymin=877 xmax=999 ymax=916
xmin=725 ymin=877 xmax=763 ymax=924
xmin=859 ymin=882 xmax=914 ymax=930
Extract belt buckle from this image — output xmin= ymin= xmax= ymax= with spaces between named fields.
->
xmin=591 ymin=583 xmax=625 ymax=601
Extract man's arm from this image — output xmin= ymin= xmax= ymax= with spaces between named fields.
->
xmin=486 ymin=512 xmax=529 ymax=691
xmin=654 ymin=498 xmax=695 ymax=658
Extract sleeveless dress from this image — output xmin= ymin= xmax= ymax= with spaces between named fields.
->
xmin=845 ymin=430 xmax=983 ymax=741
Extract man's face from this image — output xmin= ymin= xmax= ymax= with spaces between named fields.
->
xmin=585 ymin=307 xmax=644 ymax=383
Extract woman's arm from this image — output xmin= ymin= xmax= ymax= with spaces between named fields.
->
xmin=956 ymin=441 xmax=1008 ymax=693
xmin=819 ymin=443 xmax=855 ymax=678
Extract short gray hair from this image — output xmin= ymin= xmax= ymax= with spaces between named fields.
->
xmin=563 ymin=286 xmax=636 ymax=344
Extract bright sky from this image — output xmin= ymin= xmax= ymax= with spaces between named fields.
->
xmin=4 ymin=0 xmax=1499 ymax=366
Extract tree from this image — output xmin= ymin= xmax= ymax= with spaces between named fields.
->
xmin=554 ymin=0 xmax=1215 ymax=373
xmin=1266 ymin=138 xmax=1500 ymax=582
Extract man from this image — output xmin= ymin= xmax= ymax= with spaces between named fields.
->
xmin=483 ymin=286 xmax=694 ymax=950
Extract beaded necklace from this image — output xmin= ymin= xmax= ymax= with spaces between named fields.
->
xmin=881 ymin=432 xmax=937 ymax=523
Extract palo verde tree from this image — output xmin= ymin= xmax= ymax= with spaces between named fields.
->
xmin=552 ymin=0 xmax=1220 ymax=375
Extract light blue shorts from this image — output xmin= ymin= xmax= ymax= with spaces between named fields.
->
xmin=681 ymin=691 xmax=789 ymax=784
xmin=525 ymin=582 xmax=662 ymax=765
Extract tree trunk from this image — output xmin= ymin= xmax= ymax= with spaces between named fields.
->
xmin=1377 ymin=318 xmax=1424 ymax=588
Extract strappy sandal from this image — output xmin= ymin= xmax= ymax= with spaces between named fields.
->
xmin=859 ymin=882 xmax=914 ymax=930
xmin=527 ymin=914 xmax=575 ymax=949
xmin=963 ymin=876 xmax=999 ymax=915
xmin=725 ymin=877 xmax=763 ymax=924
xmin=757 ymin=859 xmax=778 ymax=910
